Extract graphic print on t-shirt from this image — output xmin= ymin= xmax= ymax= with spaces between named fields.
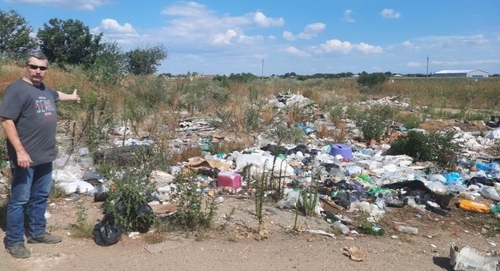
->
xmin=35 ymin=96 xmax=56 ymax=119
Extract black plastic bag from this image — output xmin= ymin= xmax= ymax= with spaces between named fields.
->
xmin=93 ymin=213 xmax=125 ymax=246
xmin=134 ymin=202 xmax=154 ymax=233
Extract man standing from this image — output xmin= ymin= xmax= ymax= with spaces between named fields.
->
xmin=0 ymin=50 xmax=80 ymax=258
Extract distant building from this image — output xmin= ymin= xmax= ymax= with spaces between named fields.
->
xmin=431 ymin=69 xmax=489 ymax=78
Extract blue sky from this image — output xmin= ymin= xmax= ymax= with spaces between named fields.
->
xmin=1 ymin=0 xmax=499 ymax=76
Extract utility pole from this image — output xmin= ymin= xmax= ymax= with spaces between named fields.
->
xmin=261 ymin=58 xmax=264 ymax=79
xmin=426 ymin=54 xmax=429 ymax=77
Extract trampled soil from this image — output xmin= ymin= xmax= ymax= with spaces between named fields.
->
xmin=1 ymin=192 xmax=500 ymax=271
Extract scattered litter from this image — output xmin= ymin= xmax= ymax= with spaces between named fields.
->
xmin=304 ymin=229 xmax=336 ymax=239
xmin=128 ymin=232 xmax=140 ymax=239
xmin=449 ymin=243 xmax=500 ymax=271
xmin=343 ymin=246 xmax=367 ymax=262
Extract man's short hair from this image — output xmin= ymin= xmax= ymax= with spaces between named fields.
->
xmin=25 ymin=50 xmax=48 ymax=65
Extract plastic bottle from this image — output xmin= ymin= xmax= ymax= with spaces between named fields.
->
xmin=358 ymin=223 xmax=385 ymax=236
xmin=357 ymin=173 xmax=373 ymax=184
xmin=394 ymin=225 xmax=418 ymax=235
xmin=370 ymin=225 xmax=385 ymax=236
xmin=321 ymin=211 xmax=340 ymax=222
xmin=333 ymin=220 xmax=350 ymax=235
xmin=475 ymin=161 xmax=491 ymax=172
xmin=375 ymin=195 xmax=386 ymax=210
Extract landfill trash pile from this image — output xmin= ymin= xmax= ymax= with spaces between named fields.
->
xmin=1 ymin=95 xmax=499 ymax=269
xmin=2 ymin=96 xmax=499 ymax=218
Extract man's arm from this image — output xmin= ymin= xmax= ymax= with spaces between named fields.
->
xmin=1 ymin=118 xmax=32 ymax=168
xmin=57 ymin=89 xmax=81 ymax=103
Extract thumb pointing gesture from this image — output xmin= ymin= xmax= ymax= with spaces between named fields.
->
xmin=73 ymin=89 xmax=81 ymax=103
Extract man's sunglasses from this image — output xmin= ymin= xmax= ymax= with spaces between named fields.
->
xmin=26 ymin=64 xmax=48 ymax=71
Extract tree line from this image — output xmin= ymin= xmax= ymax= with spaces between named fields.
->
xmin=0 ymin=9 xmax=167 ymax=85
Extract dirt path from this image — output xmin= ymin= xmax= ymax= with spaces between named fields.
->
xmin=1 ymin=195 xmax=499 ymax=271
xmin=0 ymin=232 xmax=457 ymax=271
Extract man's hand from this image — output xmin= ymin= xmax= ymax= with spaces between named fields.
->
xmin=16 ymin=150 xmax=32 ymax=169
xmin=73 ymin=89 xmax=81 ymax=103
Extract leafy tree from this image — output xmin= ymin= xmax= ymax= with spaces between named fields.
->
xmin=0 ymin=9 xmax=37 ymax=59
xmin=283 ymin=72 xmax=297 ymax=78
xmin=37 ymin=18 xmax=103 ymax=67
xmin=125 ymin=44 xmax=167 ymax=75
xmin=227 ymin=72 xmax=258 ymax=83
xmin=86 ymin=41 xmax=127 ymax=85
xmin=357 ymin=72 xmax=388 ymax=89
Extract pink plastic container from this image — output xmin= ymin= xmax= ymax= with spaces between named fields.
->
xmin=217 ymin=171 xmax=242 ymax=190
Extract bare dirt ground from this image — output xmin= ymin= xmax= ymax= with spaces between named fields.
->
xmin=1 ymin=192 xmax=500 ymax=271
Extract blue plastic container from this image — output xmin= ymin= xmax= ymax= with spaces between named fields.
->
xmin=329 ymin=144 xmax=353 ymax=160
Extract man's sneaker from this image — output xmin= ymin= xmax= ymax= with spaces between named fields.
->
xmin=27 ymin=233 xmax=62 ymax=244
xmin=6 ymin=244 xmax=31 ymax=258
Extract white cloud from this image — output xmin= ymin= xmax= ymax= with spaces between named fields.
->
xmin=319 ymin=39 xmax=353 ymax=54
xmin=355 ymin=42 xmax=383 ymax=53
xmin=92 ymin=19 xmax=140 ymax=44
xmin=380 ymin=9 xmax=401 ymax=19
xmin=402 ymin=40 xmax=413 ymax=48
xmin=285 ymin=46 xmax=309 ymax=57
xmin=5 ymin=0 xmax=109 ymax=10
xmin=343 ymin=10 xmax=355 ymax=23
xmin=252 ymin=11 xmax=284 ymax=27
xmin=315 ymin=39 xmax=383 ymax=54
xmin=297 ymin=23 xmax=326 ymax=39
xmin=237 ymin=34 xmax=264 ymax=45
xmin=99 ymin=19 xmax=137 ymax=34
xmin=282 ymin=31 xmax=295 ymax=41
xmin=161 ymin=1 xmax=210 ymax=17
xmin=212 ymin=29 xmax=238 ymax=45
xmin=158 ymin=2 xmax=282 ymax=47
xmin=283 ymin=23 xmax=326 ymax=41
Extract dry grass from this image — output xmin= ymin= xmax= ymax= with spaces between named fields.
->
xmin=1 ymin=61 xmax=499 ymax=164
xmin=380 ymin=77 xmax=500 ymax=111
xmin=260 ymin=104 xmax=277 ymax=124
xmin=144 ymin=232 xmax=168 ymax=244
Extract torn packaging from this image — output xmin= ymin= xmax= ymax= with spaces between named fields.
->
xmin=450 ymin=243 xmax=500 ymax=271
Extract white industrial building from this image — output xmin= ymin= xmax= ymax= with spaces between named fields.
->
xmin=431 ymin=69 xmax=489 ymax=78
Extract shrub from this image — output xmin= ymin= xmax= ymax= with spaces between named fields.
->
xmin=102 ymin=169 xmax=156 ymax=233
xmin=166 ymin=173 xmax=217 ymax=231
xmin=386 ymin=130 xmax=460 ymax=167
xmin=356 ymin=114 xmax=387 ymax=142
xmin=357 ymin=72 xmax=388 ymax=91
xmin=98 ymin=147 xmax=160 ymax=233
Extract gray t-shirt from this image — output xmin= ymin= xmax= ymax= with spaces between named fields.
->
xmin=0 ymin=78 xmax=59 ymax=167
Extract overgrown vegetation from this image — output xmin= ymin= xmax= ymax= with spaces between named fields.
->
xmin=386 ymin=130 xmax=461 ymax=167
xmin=166 ymin=173 xmax=218 ymax=232
xmin=355 ymin=106 xmax=396 ymax=142
xmin=71 ymin=201 xmax=94 ymax=238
